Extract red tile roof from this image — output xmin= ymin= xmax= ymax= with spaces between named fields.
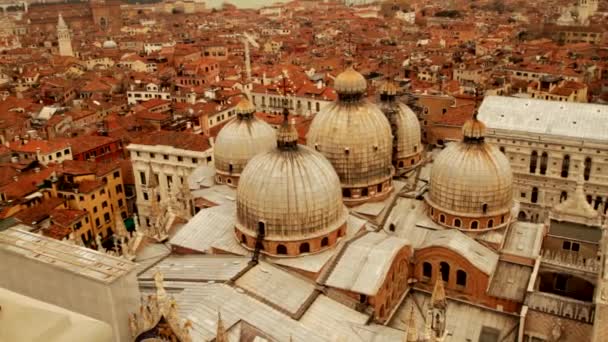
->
xmin=131 ymin=130 xmax=211 ymax=152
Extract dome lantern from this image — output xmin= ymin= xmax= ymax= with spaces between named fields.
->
xmin=334 ymin=66 xmax=367 ymax=101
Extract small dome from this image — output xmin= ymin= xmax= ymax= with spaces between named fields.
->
xmin=379 ymin=81 xmax=398 ymax=96
xmin=235 ymin=98 xmax=256 ymax=115
xmin=462 ymin=116 xmax=486 ymax=140
xmin=213 ymin=99 xmax=276 ymax=186
xmin=308 ymin=68 xmax=394 ymax=204
xmin=102 ymin=40 xmax=117 ymax=49
xmin=426 ymin=117 xmax=513 ymax=230
xmin=334 ymin=67 xmax=367 ymax=95
xmin=378 ymin=92 xmax=422 ymax=169
xmin=236 ymin=121 xmax=348 ymax=256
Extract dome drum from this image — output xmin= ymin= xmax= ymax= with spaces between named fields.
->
xmin=426 ymin=201 xmax=510 ymax=231
xmin=395 ymin=154 xmax=422 ymax=172
xmin=235 ymin=224 xmax=347 ymax=257
xmin=342 ymin=179 xmax=393 ymax=206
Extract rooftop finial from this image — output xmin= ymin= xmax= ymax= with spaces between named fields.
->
xmin=431 ymin=278 xmax=447 ymax=309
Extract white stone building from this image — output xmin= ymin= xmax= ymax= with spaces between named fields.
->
xmin=127 ymin=131 xmax=213 ymax=228
xmin=478 ymin=96 xmax=608 ymax=222
xmin=0 ymin=226 xmax=139 ymax=342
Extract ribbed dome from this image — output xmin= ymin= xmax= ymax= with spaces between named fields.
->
xmin=378 ymin=85 xmax=422 ymax=167
xmin=236 ymin=141 xmax=348 ymax=244
xmin=427 ymin=118 xmax=513 ymax=227
xmin=334 ymin=67 xmax=367 ymax=95
xmin=213 ymin=99 xmax=276 ymax=183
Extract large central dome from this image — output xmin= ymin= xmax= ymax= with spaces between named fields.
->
xmin=426 ymin=117 xmax=513 ymax=231
xmin=213 ymin=98 xmax=276 ymax=187
xmin=236 ymin=117 xmax=348 ymax=257
xmin=306 ymin=67 xmax=394 ymax=205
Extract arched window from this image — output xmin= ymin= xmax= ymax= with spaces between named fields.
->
xmin=241 ymin=234 xmax=247 ymax=245
xmin=454 ymin=218 xmax=461 ymax=228
xmin=540 ymin=152 xmax=548 ymax=175
xmin=362 ymin=187 xmax=369 ymax=196
xmin=423 ymin=262 xmax=432 ymax=279
xmin=499 ymin=146 xmax=505 ymax=154
xmin=530 ymin=151 xmax=538 ymax=173
xmin=342 ymin=188 xmax=350 ymax=198
xmin=299 ymin=242 xmax=310 ymax=254
xmin=439 ymin=214 xmax=445 ymax=223
xmin=470 ymin=221 xmax=478 ymax=229
xmin=518 ymin=211 xmax=527 ymax=221
xmin=377 ymin=184 xmax=383 ymax=192
xmin=321 ymin=237 xmax=329 ymax=247
xmin=440 ymin=262 xmax=450 ymax=282
xmin=584 ymin=157 xmax=592 ymax=181
xmin=277 ymin=244 xmax=287 ymax=255
xmin=487 ymin=219 xmax=494 ymax=228
xmin=257 ymin=221 xmax=265 ymax=236
xmin=594 ymin=197 xmax=602 ymax=210
xmin=561 ymin=155 xmax=570 ymax=178
xmin=560 ymin=191 xmax=568 ymax=202
xmin=389 ymin=223 xmax=396 ymax=232
xmin=482 ymin=203 xmax=488 ymax=214
xmin=398 ymin=161 xmax=404 ymax=168
xmin=456 ymin=270 xmax=467 ymax=287
xmin=531 ymin=187 xmax=539 ymax=203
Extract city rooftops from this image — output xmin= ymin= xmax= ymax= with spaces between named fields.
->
xmin=0 ymin=226 xmax=136 ymax=284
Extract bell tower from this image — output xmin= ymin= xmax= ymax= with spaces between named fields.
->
xmin=57 ymin=14 xmax=74 ymax=57
xmin=428 ymin=279 xmax=447 ymax=340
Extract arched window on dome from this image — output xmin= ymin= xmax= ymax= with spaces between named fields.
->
xmin=299 ymin=242 xmax=310 ymax=254
xmin=276 ymin=244 xmax=287 ymax=255
xmin=241 ymin=234 xmax=247 ymax=245
xmin=422 ymin=262 xmax=432 ymax=280
xmin=453 ymin=218 xmax=461 ymax=228
xmin=439 ymin=214 xmax=445 ymax=223
xmin=530 ymin=151 xmax=538 ymax=173
xmin=398 ymin=161 xmax=404 ymax=168
xmin=456 ymin=270 xmax=467 ymax=287
xmin=470 ymin=221 xmax=478 ymax=229
xmin=561 ymin=155 xmax=570 ymax=178
xmin=321 ymin=237 xmax=329 ymax=247
xmin=482 ymin=203 xmax=488 ymax=214
xmin=560 ymin=191 xmax=568 ymax=202
xmin=488 ymin=219 xmax=494 ymax=228
xmin=228 ymin=163 xmax=233 ymax=173
xmin=440 ymin=262 xmax=450 ymax=282
xmin=257 ymin=221 xmax=266 ymax=236
xmin=362 ymin=188 xmax=369 ymax=197
xmin=343 ymin=188 xmax=351 ymax=198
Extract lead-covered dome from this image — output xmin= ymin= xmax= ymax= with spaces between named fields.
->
xmin=236 ymin=118 xmax=348 ymax=257
xmin=426 ymin=117 xmax=513 ymax=231
xmin=307 ymin=67 xmax=394 ymax=205
xmin=378 ymin=80 xmax=422 ymax=172
xmin=213 ymin=98 xmax=276 ymax=187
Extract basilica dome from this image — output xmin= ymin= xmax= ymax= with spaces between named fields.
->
xmin=236 ymin=118 xmax=348 ymax=257
xmin=426 ymin=117 xmax=513 ymax=230
xmin=378 ymin=80 xmax=422 ymax=173
xmin=102 ymin=40 xmax=117 ymax=49
xmin=213 ymin=98 xmax=276 ymax=187
xmin=307 ymin=67 xmax=394 ymax=205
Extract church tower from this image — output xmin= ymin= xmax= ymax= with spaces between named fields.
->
xmin=57 ymin=14 xmax=74 ymax=57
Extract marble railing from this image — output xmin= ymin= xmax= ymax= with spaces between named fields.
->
xmin=526 ymin=291 xmax=594 ymax=323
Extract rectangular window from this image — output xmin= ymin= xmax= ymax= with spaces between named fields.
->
xmin=104 ymin=212 xmax=110 ymax=223
xmin=207 ymin=156 xmax=212 ymax=162
xmin=562 ymin=241 xmax=571 ymax=250
xmin=93 ymin=206 xmax=98 ymax=213
xmin=100 ymin=189 xmax=106 ymax=195
xmin=572 ymin=242 xmax=580 ymax=252
xmin=102 ymin=201 xmax=108 ymax=208
xmin=167 ymin=175 xmax=173 ymax=187
xmin=192 ymin=158 xmax=198 ymax=164
xmin=150 ymin=153 xmax=155 ymax=158
xmin=95 ymin=218 xmax=100 ymax=227
xmin=177 ymin=156 xmax=183 ymax=162
xmin=56 ymin=152 xmax=61 ymax=157
xmin=163 ymin=154 xmax=169 ymax=160
xmin=64 ymin=149 xmax=70 ymax=155
xmin=91 ymin=194 xmax=95 ymax=200
xmin=118 ymin=199 xmax=123 ymax=207
xmin=115 ymin=184 xmax=123 ymax=193
xmin=143 ymin=192 xmax=149 ymax=201
xmin=139 ymin=171 xmax=146 ymax=185
xmin=113 ymin=171 xmax=120 ymax=179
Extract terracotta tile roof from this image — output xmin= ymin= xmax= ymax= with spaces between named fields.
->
xmin=50 ymin=208 xmax=86 ymax=227
xmin=77 ymin=179 xmax=104 ymax=194
xmin=42 ymin=224 xmax=72 ymax=240
xmin=13 ymin=197 xmax=65 ymax=225
xmin=9 ymin=139 xmax=70 ymax=154
xmin=60 ymin=159 xmax=121 ymax=177
xmin=64 ymin=135 xmax=120 ymax=156
xmin=0 ymin=167 xmax=58 ymax=201
xmin=131 ymin=130 xmax=211 ymax=152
